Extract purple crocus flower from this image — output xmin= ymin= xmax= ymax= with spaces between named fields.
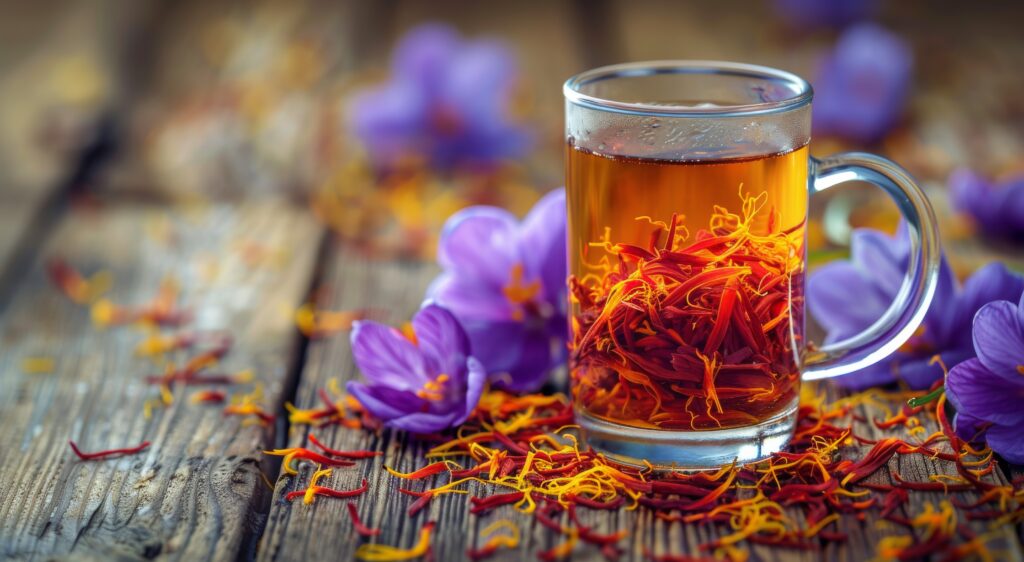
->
xmin=347 ymin=23 xmax=531 ymax=171
xmin=808 ymin=225 xmax=1024 ymax=389
xmin=427 ymin=188 xmax=567 ymax=392
xmin=950 ymin=168 xmax=1024 ymax=243
xmin=772 ymin=0 xmax=877 ymax=29
xmin=812 ymin=23 xmax=912 ymax=143
xmin=946 ymin=291 xmax=1024 ymax=464
xmin=347 ymin=304 xmax=485 ymax=433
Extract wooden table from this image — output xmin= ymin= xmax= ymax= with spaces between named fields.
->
xmin=1 ymin=1 xmax=1022 ymax=560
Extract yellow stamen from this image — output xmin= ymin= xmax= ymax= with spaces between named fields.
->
xmin=401 ymin=322 xmax=418 ymax=345
xmin=503 ymin=263 xmax=540 ymax=321
xmin=416 ymin=374 xmax=450 ymax=401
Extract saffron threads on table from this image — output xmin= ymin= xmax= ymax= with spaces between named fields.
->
xmin=69 ymin=440 xmax=150 ymax=461
xmin=223 ymin=385 xmax=275 ymax=426
xmin=282 ymin=468 xmax=370 ymax=505
xmin=265 ymin=447 xmax=355 ymax=475
xmin=363 ymin=387 xmax=1021 ymax=562
xmin=135 ymin=330 xmax=233 ymax=359
xmin=571 ymin=193 xmax=804 ymax=431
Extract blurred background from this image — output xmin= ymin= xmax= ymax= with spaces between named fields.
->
xmin=0 ymin=0 xmax=1022 ymax=281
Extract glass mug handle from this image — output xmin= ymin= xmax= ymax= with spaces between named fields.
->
xmin=802 ymin=152 xmax=941 ymax=380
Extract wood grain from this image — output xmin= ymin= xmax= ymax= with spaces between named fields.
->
xmin=0 ymin=200 xmax=323 ymax=560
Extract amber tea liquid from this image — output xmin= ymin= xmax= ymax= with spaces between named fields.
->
xmin=567 ymin=144 xmax=808 ymax=431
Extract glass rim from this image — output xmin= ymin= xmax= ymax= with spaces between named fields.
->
xmin=563 ymin=60 xmax=814 ymax=118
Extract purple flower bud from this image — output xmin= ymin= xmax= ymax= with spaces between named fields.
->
xmin=347 ymin=304 xmax=485 ymax=433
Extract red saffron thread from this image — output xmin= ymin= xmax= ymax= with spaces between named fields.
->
xmin=307 ymin=433 xmax=381 ymax=459
xmin=69 ymin=440 xmax=150 ymax=461
xmin=285 ymin=478 xmax=369 ymax=502
xmin=347 ymin=502 xmax=381 ymax=536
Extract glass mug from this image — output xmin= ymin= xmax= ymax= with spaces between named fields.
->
xmin=564 ymin=61 xmax=939 ymax=468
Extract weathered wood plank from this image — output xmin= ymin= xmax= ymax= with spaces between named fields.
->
xmin=0 ymin=200 xmax=323 ymax=560
xmin=0 ymin=0 xmax=157 ymax=292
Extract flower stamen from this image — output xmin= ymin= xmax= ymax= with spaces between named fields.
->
xmin=503 ymin=263 xmax=541 ymax=321
xmin=417 ymin=374 xmax=450 ymax=401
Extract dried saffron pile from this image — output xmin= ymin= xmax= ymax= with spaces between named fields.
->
xmin=570 ymin=192 xmax=804 ymax=430
xmin=317 ymin=385 xmax=1022 ymax=562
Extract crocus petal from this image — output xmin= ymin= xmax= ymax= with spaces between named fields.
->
xmin=921 ymin=255 xmax=959 ymax=343
xmin=971 ymin=300 xmax=1024 ymax=382
xmin=411 ymin=304 xmax=471 ymax=380
xmin=437 ymin=206 xmax=520 ymax=288
xmin=772 ymin=0 xmax=877 ymax=29
xmin=951 ymin=169 xmax=1024 ymax=240
xmin=519 ymin=188 xmax=568 ymax=306
xmin=346 ymin=381 xmax=421 ymax=422
xmin=387 ymin=409 xmax=464 ymax=434
xmin=850 ymin=229 xmax=905 ymax=298
xmin=953 ymin=410 xmax=989 ymax=444
xmin=947 ymin=262 xmax=1024 ymax=348
xmin=461 ymin=319 xmax=529 ymax=379
xmin=833 ymin=360 xmax=899 ymax=389
xmin=950 ymin=168 xmax=996 ymax=224
xmin=982 ymin=423 xmax=1024 ymax=465
xmin=350 ymin=320 xmax=430 ymax=389
xmin=440 ymin=40 xmax=516 ymax=124
xmin=500 ymin=330 xmax=556 ymax=392
xmin=998 ymin=179 xmax=1024 ymax=240
xmin=427 ymin=273 xmax=515 ymax=323
xmin=392 ymin=23 xmax=460 ymax=95
xmin=347 ymin=80 xmax=428 ymax=166
xmin=891 ymin=348 xmax=973 ymax=390
xmin=946 ymin=358 xmax=1024 ymax=426
xmin=808 ymin=261 xmax=890 ymax=342
xmin=1019 ymin=289 xmax=1024 ymax=326
xmin=386 ymin=358 xmax=484 ymax=433
xmin=462 ymin=357 xmax=487 ymax=418
xmin=812 ymin=23 xmax=912 ymax=142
